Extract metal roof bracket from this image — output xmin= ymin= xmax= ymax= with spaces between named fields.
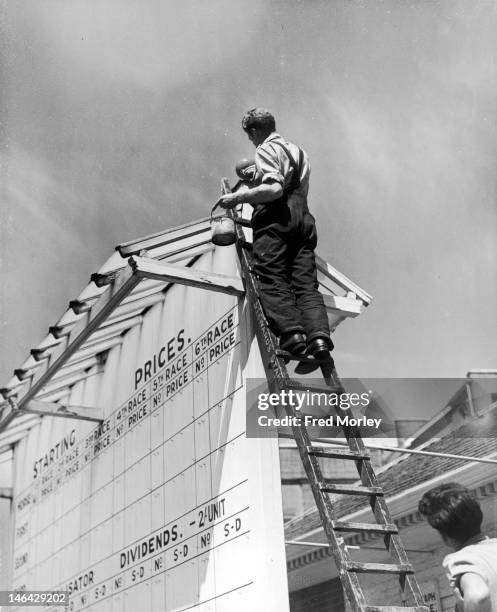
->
xmin=129 ymin=255 xmax=245 ymax=296
xmin=7 ymin=398 xmax=103 ymax=424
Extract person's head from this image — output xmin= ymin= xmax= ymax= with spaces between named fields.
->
xmin=241 ymin=108 xmax=276 ymax=146
xmin=418 ymin=482 xmax=483 ymax=550
xmin=235 ymin=157 xmax=256 ymax=182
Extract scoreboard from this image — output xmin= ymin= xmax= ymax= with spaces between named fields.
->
xmin=11 ymin=251 xmax=289 ymax=611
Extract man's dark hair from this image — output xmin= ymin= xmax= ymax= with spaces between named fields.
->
xmin=241 ymin=108 xmax=276 ymax=134
xmin=418 ymin=482 xmax=483 ymax=542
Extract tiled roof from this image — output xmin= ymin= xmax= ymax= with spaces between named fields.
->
xmin=285 ymin=408 xmax=497 ymax=540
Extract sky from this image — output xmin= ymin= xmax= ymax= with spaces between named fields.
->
xmin=1 ymin=0 xmax=496 ymax=396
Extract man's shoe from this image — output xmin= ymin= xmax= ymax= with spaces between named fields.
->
xmin=294 ymin=357 xmax=321 ymax=375
xmin=279 ymin=332 xmax=306 ymax=354
xmin=295 ymin=337 xmax=332 ymax=374
xmin=306 ymin=338 xmax=332 ymax=361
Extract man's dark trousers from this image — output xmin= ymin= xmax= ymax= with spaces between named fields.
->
xmin=251 ymin=194 xmax=330 ymax=344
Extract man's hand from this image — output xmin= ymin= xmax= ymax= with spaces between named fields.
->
xmin=217 ymin=181 xmax=283 ymax=209
xmin=217 ymin=193 xmax=240 ymax=209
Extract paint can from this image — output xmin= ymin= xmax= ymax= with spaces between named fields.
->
xmin=210 ymin=204 xmax=236 ymax=246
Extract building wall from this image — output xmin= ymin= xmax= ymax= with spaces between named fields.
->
xmin=0 ymin=497 xmax=12 ymax=591
xmin=9 ymin=249 xmax=290 ymax=611
xmin=355 ymin=549 xmax=454 ymax=611
xmin=0 ymin=454 xmax=13 ymax=592
xmin=288 ymin=544 xmax=455 ymax=611
xmin=290 ymin=577 xmax=345 ymax=612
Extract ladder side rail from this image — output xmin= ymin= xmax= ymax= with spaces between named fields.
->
xmin=223 ymin=182 xmax=427 ymax=611
xmin=290 ymin=417 xmax=368 ymax=611
xmin=330 ymin=392 xmax=426 ymax=606
xmin=234 ymin=231 xmax=368 ymax=611
xmin=228 ymin=199 xmax=366 ymax=610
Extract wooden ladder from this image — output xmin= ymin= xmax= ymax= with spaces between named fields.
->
xmin=222 ymin=179 xmax=428 ymax=612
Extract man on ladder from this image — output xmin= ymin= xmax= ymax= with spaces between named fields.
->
xmin=219 ymin=110 xmax=429 ymax=612
xmin=218 ymin=108 xmax=333 ymax=367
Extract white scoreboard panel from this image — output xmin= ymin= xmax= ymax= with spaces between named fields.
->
xmin=11 ymin=250 xmax=289 ymax=612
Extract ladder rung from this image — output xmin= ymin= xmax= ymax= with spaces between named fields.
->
xmin=365 ymin=607 xmax=428 ymax=612
xmin=346 ymin=561 xmax=414 ymax=575
xmin=235 ymin=218 xmax=252 ymax=228
xmin=332 ymin=521 xmax=398 ymax=534
xmin=276 ymin=349 xmax=334 ymax=367
xmin=307 ymin=446 xmax=370 ymax=460
xmin=275 ymin=349 xmax=319 ymax=364
xmin=321 ymin=483 xmax=383 ymax=496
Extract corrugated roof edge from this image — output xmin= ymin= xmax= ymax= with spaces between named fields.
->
xmin=0 ymin=217 xmax=216 ymax=440
xmin=0 ymin=212 xmax=371 ymax=448
xmin=116 ymin=215 xmax=211 ymax=257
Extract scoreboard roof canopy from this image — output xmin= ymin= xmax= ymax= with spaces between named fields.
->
xmin=0 ymin=214 xmax=370 ymax=452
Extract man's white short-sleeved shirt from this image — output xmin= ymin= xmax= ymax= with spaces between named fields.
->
xmin=443 ymin=537 xmax=497 ymax=610
xmin=255 ymin=132 xmax=310 ymax=199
